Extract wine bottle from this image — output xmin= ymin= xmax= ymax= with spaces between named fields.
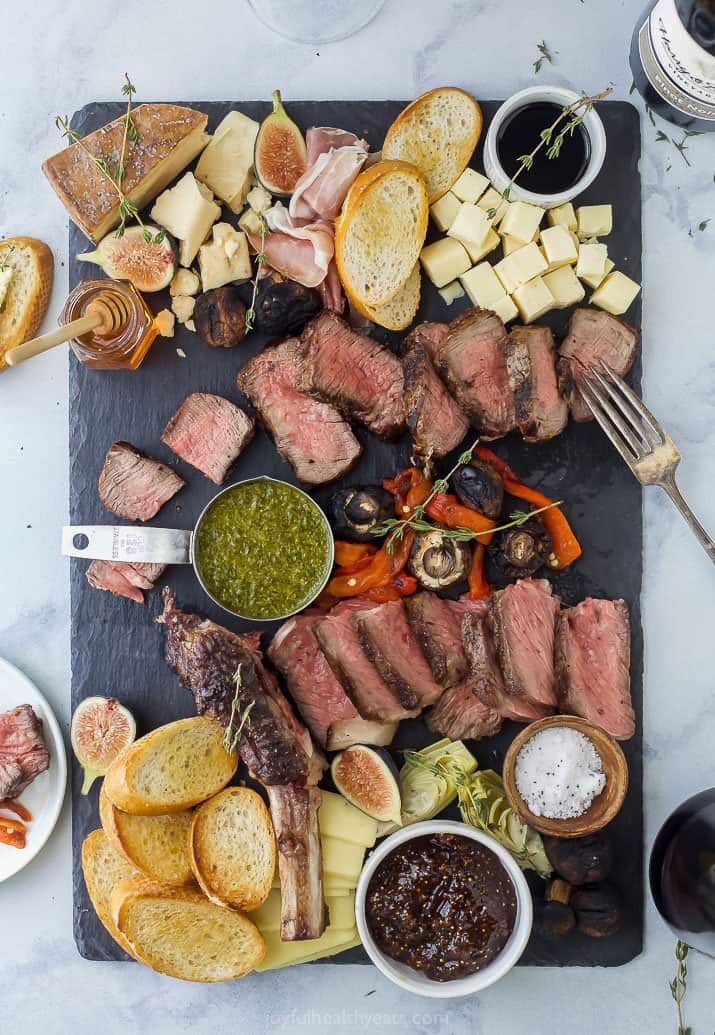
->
xmin=630 ymin=0 xmax=715 ymax=130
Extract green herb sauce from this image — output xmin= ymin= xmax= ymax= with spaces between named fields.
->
xmin=194 ymin=480 xmax=332 ymax=620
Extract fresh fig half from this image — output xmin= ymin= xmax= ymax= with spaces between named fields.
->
xmin=71 ymin=696 xmax=136 ymax=795
xmin=76 ymin=225 xmax=176 ymax=292
xmin=254 ymin=90 xmax=307 ymax=197
xmin=331 ymin=745 xmax=401 ymax=824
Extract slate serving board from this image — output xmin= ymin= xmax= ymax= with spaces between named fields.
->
xmin=69 ymin=100 xmax=643 ymax=966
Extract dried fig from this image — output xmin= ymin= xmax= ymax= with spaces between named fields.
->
xmin=194 ymin=286 xmax=247 ymax=348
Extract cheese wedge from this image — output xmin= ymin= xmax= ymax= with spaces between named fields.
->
xmin=195 ymin=110 xmax=259 ymax=213
xmin=151 ymin=173 xmax=221 ymax=268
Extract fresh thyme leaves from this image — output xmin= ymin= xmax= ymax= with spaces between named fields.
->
xmin=223 ymin=664 xmax=254 ymax=754
xmin=699 ymin=219 xmax=711 ymax=232
xmin=670 ymin=940 xmax=691 ymax=1035
xmin=654 ymin=127 xmax=700 ymax=167
xmin=244 ymin=213 xmax=269 ymax=333
xmin=0 ymin=244 xmax=15 ymax=272
xmin=533 ymin=40 xmax=555 ymax=74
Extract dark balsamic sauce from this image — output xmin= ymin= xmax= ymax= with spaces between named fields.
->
xmin=497 ymin=101 xmax=591 ymax=195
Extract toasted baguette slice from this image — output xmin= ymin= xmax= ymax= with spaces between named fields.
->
xmin=42 ymin=104 xmax=209 ymax=243
xmin=103 ymin=716 xmax=237 ymax=816
xmin=350 ymin=262 xmax=420 ymax=330
xmin=0 ymin=237 xmax=54 ymax=370
xmin=189 ymin=787 xmax=276 ymax=911
xmin=335 ymin=160 xmax=428 ymax=309
xmin=99 ymin=782 xmax=194 ymax=885
xmin=111 ymin=877 xmax=265 ymax=982
xmin=81 ymin=829 xmax=139 ymax=957
xmin=383 ymin=88 xmax=482 ymax=202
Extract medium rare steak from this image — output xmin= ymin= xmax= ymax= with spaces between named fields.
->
xmin=437 ymin=307 xmax=516 ymax=439
xmin=353 ymin=600 xmax=443 ymax=709
xmin=299 ymin=312 xmax=405 ymax=438
xmin=98 ymin=441 xmax=185 ymax=522
xmin=490 ymin=579 xmax=559 ymax=710
xmin=161 ymin=392 xmax=254 ymax=484
xmin=404 ymin=591 xmax=467 ymax=688
xmin=558 ymin=308 xmax=639 ymax=422
xmin=407 ymin=321 xmax=449 ymax=363
xmin=462 ymin=611 xmax=550 ymax=723
xmin=402 ymin=324 xmax=469 ymax=459
xmin=505 ymin=325 xmax=568 ymax=441
xmin=555 ymin=598 xmax=634 ymax=739
xmin=237 ymin=337 xmax=361 ymax=485
xmin=426 ymin=679 xmax=502 ymax=741
xmin=0 ymin=704 xmax=50 ymax=799
xmin=86 ymin=559 xmax=166 ymax=604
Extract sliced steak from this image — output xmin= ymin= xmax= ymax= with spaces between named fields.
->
xmin=462 ymin=611 xmax=550 ymax=723
xmin=437 ymin=307 xmax=516 ymax=439
xmin=404 ymin=591 xmax=467 ymax=688
xmin=402 ymin=325 xmax=469 ymax=459
xmin=558 ymin=308 xmax=639 ymax=422
xmin=505 ymin=325 xmax=568 ymax=441
xmin=98 ymin=441 xmax=185 ymax=522
xmin=237 ymin=337 xmax=361 ymax=485
xmin=353 ymin=600 xmax=443 ymax=709
xmin=299 ymin=312 xmax=405 ymax=438
xmin=161 ymin=392 xmax=254 ymax=484
xmin=407 ymin=321 xmax=449 ymax=363
xmin=0 ymin=704 xmax=50 ymax=799
xmin=490 ymin=579 xmax=560 ymax=710
xmin=555 ymin=598 xmax=634 ymax=739
xmin=426 ymin=679 xmax=502 ymax=741
xmin=86 ymin=559 xmax=166 ymax=604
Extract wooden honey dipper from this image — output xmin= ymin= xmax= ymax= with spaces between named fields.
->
xmin=5 ymin=288 xmax=133 ymax=367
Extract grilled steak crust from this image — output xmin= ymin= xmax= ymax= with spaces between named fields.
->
xmin=98 ymin=441 xmax=185 ymax=522
xmin=404 ymin=591 xmax=467 ymax=688
xmin=505 ymin=325 xmax=568 ymax=441
xmin=558 ymin=308 xmax=639 ymax=422
xmin=406 ymin=320 xmax=449 ymax=363
xmin=402 ymin=325 xmax=469 ymax=459
xmin=426 ymin=679 xmax=502 ymax=741
xmin=299 ymin=312 xmax=405 ymax=438
xmin=237 ymin=338 xmax=361 ymax=485
xmin=161 ymin=392 xmax=254 ymax=484
xmin=0 ymin=704 xmax=50 ymax=799
xmin=462 ymin=611 xmax=549 ymax=722
xmin=86 ymin=559 xmax=166 ymax=604
xmin=353 ymin=601 xmax=443 ymax=709
xmin=489 ymin=579 xmax=560 ymax=711
xmin=555 ymin=598 xmax=634 ymax=739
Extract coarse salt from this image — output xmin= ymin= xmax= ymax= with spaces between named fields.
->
xmin=514 ymin=727 xmax=606 ymax=819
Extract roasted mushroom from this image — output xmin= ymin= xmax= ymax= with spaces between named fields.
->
xmin=544 ymin=833 xmax=613 ymax=885
xmin=194 ymin=286 xmax=247 ymax=348
xmin=452 ymin=459 xmax=504 ymax=519
xmin=534 ymin=878 xmax=576 ymax=937
xmin=408 ymin=529 xmax=471 ymax=590
xmin=571 ymin=883 xmax=622 ymax=938
xmin=329 ymin=486 xmax=394 ymax=543
xmin=255 ymin=277 xmax=321 ymax=336
xmin=492 ymin=521 xmax=553 ymax=578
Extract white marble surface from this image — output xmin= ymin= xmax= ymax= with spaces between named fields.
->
xmin=1 ymin=0 xmax=714 ymax=1031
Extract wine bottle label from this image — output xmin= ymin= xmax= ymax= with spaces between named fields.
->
xmin=639 ymin=0 xmax=715 ymax=119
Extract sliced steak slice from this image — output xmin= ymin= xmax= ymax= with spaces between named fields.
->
xmin=353 ymin=600 xmax=443 ymax=709
xmin=0 ymin=704 xmax=50 ymax=799
xmin=558 ymin=308 xmax=639 ymax=422
xmin=86 ymin=559 xmax=167 ymax=604
xmin=404 ymin=591 xmax=467 ymax=688
xmin=299 ymin=312 xmax=405 ymax=438
xmin=437 ymin=307 xmax=516 ymax=439
xmin=490 ymin=579 xmax=560 ymax=710
xmin=462 ymin=611 xmax=550 ymax=722
xmin=506 ymin=325 xmax=568 ymax=441
xmin=555 ymin=598 xmax=634 ymax=739
xmin=98 ymin=442 xmax=185 ymax=522
xmin=237 ymin=337 xmax=361 ymax=485
xmin=426 ymin=679 xmax=502 ymax=740
xmin=407 ymin=320 xmax=449 ymax=363
xmin=161 ymin=392 xmax=254 ymax=484
xmin=402 ymin=325 xmax=469 ymax=459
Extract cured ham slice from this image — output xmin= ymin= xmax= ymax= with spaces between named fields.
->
xmin=305 ymin=127 xmax=366 ymax=164
xmin=250 ymin=204 xmax=335 ymax=289
xmin=289 ymin=143 xmax=368 ymax=223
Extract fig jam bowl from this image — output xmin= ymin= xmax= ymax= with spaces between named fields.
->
xmin=355 ymin=820 xmax=533 ymax=998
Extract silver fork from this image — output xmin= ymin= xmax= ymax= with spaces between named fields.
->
xmin=579 ymin=363 xmax=715 ymax=564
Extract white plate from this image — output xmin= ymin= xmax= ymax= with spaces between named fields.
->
xmin=0 ymin=657 xmax=67 ymax=881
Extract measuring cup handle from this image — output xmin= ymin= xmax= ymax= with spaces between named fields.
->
xmin=62 ymin=525 xmax=192 ymax=565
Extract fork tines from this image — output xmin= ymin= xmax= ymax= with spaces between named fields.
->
xmin=579 ymin=363 xmax=666 ymax=467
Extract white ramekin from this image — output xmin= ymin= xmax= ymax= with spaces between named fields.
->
xmin=355 ymin=820 xmax=533 ymax=998
xmin=483 ymin=85 xmax=607 ymax=208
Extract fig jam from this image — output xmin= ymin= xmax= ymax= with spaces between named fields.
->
xmin=496 ymin=101 xmax=590 ymax=195
xmin=365 ymin=833 xmax=517 ymax=981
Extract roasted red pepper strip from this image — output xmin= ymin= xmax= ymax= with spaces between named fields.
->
xmin=467 ymin=543 xmax=489 ymax=599
xmin=333 ymin=541 xmax=378 ymax=569
xmin=326 ymin=531 xmax=415 ymax=598
xmin=0 ymin=817 xmax=25 ymax=833
xmin=425 ymin=493 xmax=496 ymax=545
xmin=0 ymin=826 xmax=25 ymax=848
xmin=383 ymin=468 xmax=432 ymax=518
xmin=363 ymin=572 xmax=418 ymax=603
xmin=0 ymin=799 xmax=32 ymax=822
xmin=392 ymin=572 xmax=418 ymax=595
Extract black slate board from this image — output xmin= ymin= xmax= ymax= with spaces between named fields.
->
xmin=69 ymin=100 xmax=643 ymax=966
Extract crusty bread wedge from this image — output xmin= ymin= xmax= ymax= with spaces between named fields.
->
xmin=0 ymin=237 xmax=54 ymax=371
xmin=103 ymin=716 xmax=237 ymax=816
xmin=81 ymin=829 xmax=139 ymax=957
xmin=350 ymin=262 xmax=420 ymax=330
xmin=110 ymin=877 xmax=265 ymax=982
xmin=383 ymin=88 xmax=482 ymax=202
xmin=335 ymin=160 xmax=428 ymax=310
xmin=189 ymin=787 xmax=276 ymax=911
xmin=99 ymin=782 xmax=194 ymax=886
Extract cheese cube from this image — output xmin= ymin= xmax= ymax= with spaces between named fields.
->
xmin=500 ymin=200 xmax=546 ymax=244
xmin=540 ymin=225 xmax=578 ymax=269
xmin=195 ymin=110 xmax=259 ymax=212
xmin=495 ymin=241 xmax=549 ymax=293
xmin=543 ymin=266 xmax=586 ymax=309
xmin=420 ymin=237 xmax=471 ymax=287
xmin=512 ymin=277 xmax=556 ymax=323
xmin=151 ymin=172 xmax=221 ymax=267
xmin=580 ymin=257 xmax=614 ymax=290
xmin=238 ymin=207 xmax=264 ymax=236
xmin=438 ymin=280 xmax=465 ymax=306
xmin=492 ymin=293 xmax=519 ymax=324
xmin=430 ymin=191 xmax=461 ymax=232
xmin=448 ymin=202 xmax=492 ymax=250
xmin=198 ymin=222 xmax=252 ymax=291
xmin=502 ymin=232 xmax=537 ymax=256
xmin=464 ymin=227 xmax=500 ymax=263
xmin=246 ymin=184 xmax=272 ymax=214
xmin=459 ymin=263 xmax=506 ymax=308
xmin=547 ymin=202 xmax=577 ymax=231
xmin=577 ymin=204 xmax=613 ymax=238
xmin=451 ymin=168 xmax=490 ymax=204
xmin=576 ymin=242 xmax=608 ymax=281
xmin=591 ymin=270 xmax=641 ymax=315
xmin=478 ymin=187 xmax=509 ymax=224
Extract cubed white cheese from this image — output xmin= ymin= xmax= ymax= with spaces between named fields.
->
xmin=580 ymin=257 xmax=614 ymax=290
xmin=464 ymin=227 xmax=500 ymax=264
xmin=502 ymin=232 xmax=537 ymax=256
xmin=0 ymin=266 xmax=12 ymax=309
xmin=512 ymin=277 xmax=556 ymax=323
xmin=547 ymin=202 xmax=578 ymax=231
xmin=451 ymin=168 xmax=490 ymax=204
xmin=543 ymin=265 xmax=586 ymax=309
xmin=198 ymin=222 xmax=252 ymax=291
xmin=500 ymin=200 xmax=545 ymax=244
xmin=151 ymin=172 xmax=221 ymax=267
xmin=170 ymin=268 xmax=201 ymax=297
xmin=247 ymin=184 xmax=272 ymax=214
xmin=459 ymin=263 xmax=506 ymax=308
xmin=577 ymin=204 xmax=613 ymax=238
xmin=447 ymin=202 xmax=492 ymax=250
xmin=430 ymin=191 xmax=461 ymax=232
xmin=576 ymin=242 xmax=608 ymax=281
xmin=438 ymin=280 xmax=465 ymax=306
xmin=495 ymin=241 xmax=548 ymax=294
xmin=238 ymin=207 xmax=264 ymax=237
xmin=540 ymin=225 xmax=579 ymax=269
xmin=420 ymin=237 xmax=471 ymax=287
xmin=591 ymin=270 xmax=641 ymax=315
xmin=171 ymin=294 xmax=196 ymax=325
xmin=195 ymin=110 xmax=260 ymax=213
xmin=478 ymin=187 xmax=509 ymax=225
xmin=492 ymin=293 xmax=519 ymax=324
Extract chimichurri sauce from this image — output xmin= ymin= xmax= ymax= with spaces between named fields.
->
xmin=194 ymin=480 xmax=332 ymax=620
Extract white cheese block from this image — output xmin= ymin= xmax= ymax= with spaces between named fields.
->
xmin=430 ymin=191 xmax=461 ymax=232
xmin=577 ymin=204 xmax=613 ymax=237
xmin=500 ymin=200 xmax=545 ymax=243
xmin=580 ymin=256 xmax=615 ymax=290
xmin=451 ymin=168 xmax=490 ymax=204
xmin=478 ymin=186 xmax=509 ymax=224
xmin=464 ymin=226 xmax=500 ymax=263
xmin=543 ymin=265 xmax=586 ymax=308
xmin=591 ymin=270 xmax=641 ymax=315
xmin=459 ymin=262 xmax=506 ymax=308
xmin=492 ymin=293 xmax=519 ymax=324
xmin=576 ymin=241 xmax=608 ymax=281
xmin=318 ymin=790 xmax=378 ymax=848
xmin=447 ymin=202 xmax=492 ymax=250
xmin=547 ymin=201 xmax=578 ymax=231
xmin=0 ymin=266 xmax=12 ymax=309
xmin=151 ymin=172 xmax=221 ymax=267
xmin=502 ymin=232 xmax=537 ymax=256
xmin=247 ymin=184 xmax=272 ymax=214
xmin=512 ymin=276 xmax=556 ymax=322
xmin=494 ymin=241 xmax=548 ymax=294
xmin=195 ymin=110 xmax=259 ymax=212
xmin=540 ymin=225 xmax=578 ymax=269
xmin=438 ymin=280 xmax=465 ymax=305
xmin=238 ymin=207 xmax=264 ymax=236
xmin=198 ymin=223 xmax=252 ymax=291
xmin=420 ymin=237 xmax=471 ymax=287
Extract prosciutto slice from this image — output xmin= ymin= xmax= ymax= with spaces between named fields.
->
xmin=289 ymin=143 xmax=368 ymax=222
xmin=249 ymin=203 xmax=335 ymax=289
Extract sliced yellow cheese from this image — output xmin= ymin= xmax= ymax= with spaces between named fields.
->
xmin=195 ymin=110 xmax=259 ymax=213
xmin=319 ymin=791 xmax=378 ymax=848
xmin=321 ymin=836 xmax=366 ymax=882
xmin=256 ymin=928 xmax=360 ymax=971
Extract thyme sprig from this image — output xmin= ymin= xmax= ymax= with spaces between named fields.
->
xmin=533 ymin=40 xmax=555 ymax=74
xmin=670 ymin=940 xmax=691 ymax=1035
xmin=245 ymin=212 xmax=269 ymax=333
xmin=655 ymin=127 xmax=702 ymax=168
xmin=223 ymin=664 xmax=254 ymax=755
xmin=0 ymin=244 xmax=15 ymax=272
xmin=373 ymin=501 xmax=562 ymax=548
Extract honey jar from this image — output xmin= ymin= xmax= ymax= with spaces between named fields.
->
xmin=60 ymin=279 xmax=159 ymax=370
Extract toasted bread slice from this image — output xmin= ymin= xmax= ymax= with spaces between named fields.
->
xmin=81 ymin=829 xmax=139 ymax=957
xmin=99 ymin=782 xmax=194 ymax=886
xmin=103 ymin=716 xmax=237 ymax=816
xmin=383 ymin=88 xmax=482 ymax=202
xmin=111 ymin=877 xmax=265 ymax=982
xmin=350 ymin=262 xmax=420 ymax=330
xmin=189 ymin=787 xmax=276 ymax=911
xmin=0 ymin=237 xmax=54 ymax=370
xmin=335 ymin=160 xmax=428 ymax=309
